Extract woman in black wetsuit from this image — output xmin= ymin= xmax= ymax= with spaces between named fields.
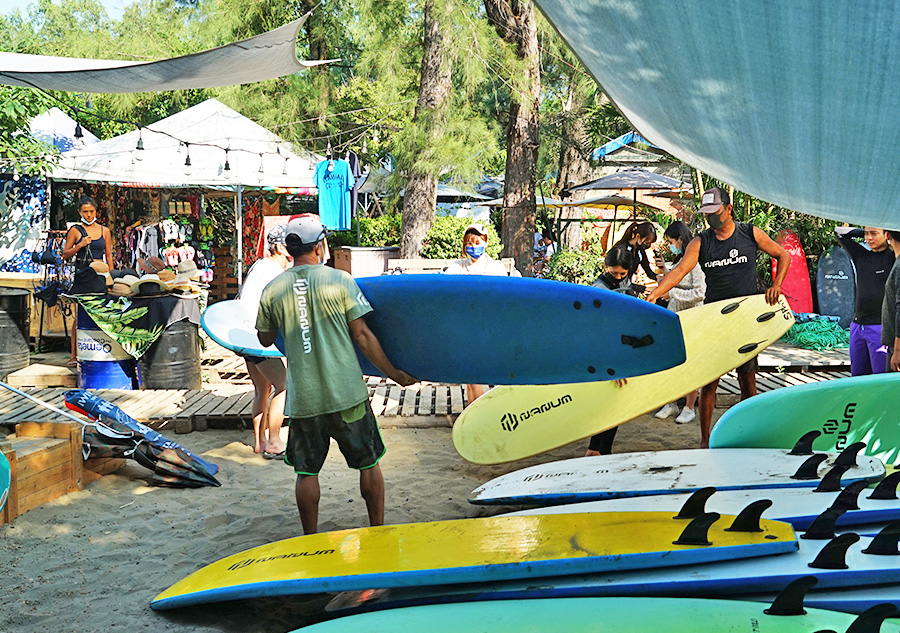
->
xmin=62 ymin=196 xmax=114 ymax=365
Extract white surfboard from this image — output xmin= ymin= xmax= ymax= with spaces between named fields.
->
xmin=326 ymin=528 xmax=900 ymax=613
xmin=469 ymin=448 xmax=886 ymax=506
xmin=504 ymin=478 xmax=900 ymax=530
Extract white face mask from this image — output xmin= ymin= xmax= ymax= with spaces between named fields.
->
xmin=81 ymin=216 xmax=96 ymax=225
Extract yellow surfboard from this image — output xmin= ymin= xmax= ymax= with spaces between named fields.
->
xmin=151 ymin=511 xmax=797 ymax=610
xmin=453 ymin=295 xmax=794 ymax=464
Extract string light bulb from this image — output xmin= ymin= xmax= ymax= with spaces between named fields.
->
xmin=282 ymin=157 xmax=288 ymax=175
xmin=184 ymin=143 xmax=192 ymax=175
xmin=258 ymin=153 xmax=264 ymax=174
xmin=224 ymin=148 xmax=231 ymax=172
xmin=135 ymin=127 xmax=144 ymax=160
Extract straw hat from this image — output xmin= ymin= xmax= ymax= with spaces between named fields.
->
xmin=89 ymin=261 xmax=113 ymax=287
xmin=174 ymin=259 xmax=201 ymax=283
xmin=109 ymin=279 xmax=134 ymax=297
xmin=171 ymin=280 xmax=201 ymax=296
xmin=131 ymin=274 xmax=168 ymax=296
xmin=138 ymin=256 xmax=166 ymax=274
xmin=157 ymin=269 xmax=176 ymax=290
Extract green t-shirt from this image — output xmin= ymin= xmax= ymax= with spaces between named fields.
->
xmin=256 ymin=265 xmax=373 ymax=417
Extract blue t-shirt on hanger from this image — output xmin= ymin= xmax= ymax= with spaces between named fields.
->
xmin=314 ymin=159 xmax=354 ymax=230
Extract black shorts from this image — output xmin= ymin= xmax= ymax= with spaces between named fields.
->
xmin=735 ymin=357 xmax=759 ymax=375
xmin=240 ymin=354 xmax=267 ymax=365
xmin=286 ymin=400 xmax=385 ymax=475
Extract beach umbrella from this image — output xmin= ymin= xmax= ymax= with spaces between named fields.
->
xmin=569 ymin=167 xmax=684 ymax=194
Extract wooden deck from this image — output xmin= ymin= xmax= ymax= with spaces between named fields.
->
xmin=0 ymin=337 xmax=852 ymax=433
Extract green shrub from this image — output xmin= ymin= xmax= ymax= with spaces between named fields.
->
xmin=328 ymin=214 xmax=403 ymax=249
xmin=421 ymin=216 xmax=502 ymax=259
xmin=544 ymin=247 xmax=605 ymax=285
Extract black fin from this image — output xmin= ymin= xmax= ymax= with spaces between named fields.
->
xmin=816 ymin=465 xmax=852 ymax=492
xmin=808 ymin=533 xmax=860 ymax=570
xmin=790 ymin=431 xmax=822 ymax=456
xmin=833 ymin=442 xmax=866 ymax=468
xmin=845 ymin=604 xmax=898 ymax=633
xmin=792 ymin=453 xmax=828 ymax=480
xmin=831 ymin=481 xmax=869 ymax=510
xmin=868 ymin=471 xmax=900 ymax=501
xmin=673 ymin=512 xmax=720 ymax=546
xmin=764 ymin=575 xmax=818 ymax=616
xmin=674 ymin=487 xmax=716 ymax=519
xmin=621 ymin=334 xmax=654 ymax=349
xmin=861 ymin=520 xmax=900 ymax=556
xmin=802 ymin=506 xmax=848 ymax=540
xmin=725 ymin=499 xmax=772 ymax=533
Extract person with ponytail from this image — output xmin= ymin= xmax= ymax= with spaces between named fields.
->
xmin=611 ymin=221 xmax=659 ymax=283
xmin=652 ymin=221 xmax=706 ymax=424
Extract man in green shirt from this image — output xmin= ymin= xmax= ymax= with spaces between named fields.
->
xmin=257 ymin=214 xmax=415 ymax=534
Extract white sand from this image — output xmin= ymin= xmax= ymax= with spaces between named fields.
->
xmin=0 ymin=411 xmax=710 ymax=632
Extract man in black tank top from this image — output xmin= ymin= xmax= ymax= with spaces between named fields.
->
xmin=647 ymin=187 xmax=791 ymax=448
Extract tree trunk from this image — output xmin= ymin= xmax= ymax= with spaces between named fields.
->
xmin=485 ymin=0 xmax=540 ymax=276
xmin=399 ymin=0 xmax=452 ymax=258
xmin=555 ymin=75 xmax=593 ymax=251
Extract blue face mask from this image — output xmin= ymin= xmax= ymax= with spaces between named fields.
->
xmin=465 ymin=245 xmax=485 ymax=259
xmin=669 ymin=243 xmax=681 ymax=256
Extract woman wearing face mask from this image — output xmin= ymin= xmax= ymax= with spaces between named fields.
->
xmin=652 ymin=221 xmax=706 ymax=424
xmin=444 ymin=222 xmax=506 ymax=403
xmin=611 ymin=221 xmax=658 ymax=284
xmin=592 ymin=246 xmax=644 ymax=296
xmin=62 ymin=196 xmax=114 ymax=366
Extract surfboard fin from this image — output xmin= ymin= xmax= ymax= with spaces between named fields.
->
xmin=764 ymin=575 xmax=817 ymax=615
xmin=808 ymin=533 xmax=859 ymax=570
xmin=673 ymin=487 xmax=716 ymax=519
xmin=802 ymin=506 xmax=848 ymax=540
xmin=672 ymin=512 xmax=720 ymax=546
xmin=789 ymin=431 xmax=822 ymax=456
xmin=843 ymin=604 xmax=898 ymax=633
xmin=833 ymin=442 xmax=866 ymax=468
xmin=861 ymin=520 xmax=900 ymax=556
xmin=621 ymin=334 xmax=654 ymax=349
xmin=792 ymin=454 xmax=828 ymax=480
xmin=756 ymin=310 xmax=777 ymax=322
xmin=725 ymin=499 xmax=772 ymax=533
xmin=830 ymin=481 xmax=869 ymax=510
xmin=815 ymin=465 xmax=852 ymax=492
xmin=868 ymin=470 xmax=900 ymax=501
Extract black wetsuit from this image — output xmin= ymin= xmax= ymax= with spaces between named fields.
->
xmin=835 ymin=228 xmax=895 ymax=325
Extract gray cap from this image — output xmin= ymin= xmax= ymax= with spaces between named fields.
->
xmin=266 ymin=223 xmax=289 ymax=245
xmin=285 ymin=214 xmax=328 ymax=246
xmin=699 ymin=186 xmax=730 ymax=213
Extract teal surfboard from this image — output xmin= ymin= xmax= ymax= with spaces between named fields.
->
xmin=0 ymin=449 xmax=9 ymax=514
xmin=303 ymin=596 xmax=900 ymax=633
xmin=710 ymin=373 xmax=900 ymax=465
xmin=202 ymin=275 xmax=686 ymax=384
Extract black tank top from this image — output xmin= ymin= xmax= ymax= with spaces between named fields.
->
xmin=698 ymin=222 xmax=759 ymax=303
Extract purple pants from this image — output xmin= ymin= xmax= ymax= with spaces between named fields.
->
xmin=849 ymin=322 xmax=888 ymax=376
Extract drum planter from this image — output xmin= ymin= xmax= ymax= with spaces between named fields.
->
xmin=0 ymin=288 xmax=30 ymax=381
xmin=137 ymin=321 xmax=202 ymax=390
xmin=76 ymin=307 xmax=137 ymax=390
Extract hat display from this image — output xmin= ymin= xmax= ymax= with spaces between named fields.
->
xmin=171 ymin=280 xmax=201 ymax=296
xmin=284 ymin=214 xmax=329 ymax=246
xmin=174 ymin=259 xmax=201 ymax=283
xmin=464 ymin=222 xmax=489 ymax=236
xmin=131 ymin=274 xmax=169 ymax=296
xmin=699 ymin=187 xmax=731 ymax=213
xmin=69 ymin=267 xmax=107 ymax=295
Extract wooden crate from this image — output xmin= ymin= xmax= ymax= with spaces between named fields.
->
xmin=7 ymin=363 xmax=77 ymax=388
xmin=209 ymin=246 xmax=238 ymax=301
xmin=0 ymin=422 xmax=124 ymax=525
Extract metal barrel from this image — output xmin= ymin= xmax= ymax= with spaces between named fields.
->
xmin=0 ymin=288 xmax=30 ymax=381
xmin=137 ymin=321 xmax=202 ymax=390
xmin=76 ymin=306 xmax=136 ymax=390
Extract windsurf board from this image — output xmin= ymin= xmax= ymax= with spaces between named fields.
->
xmin=453 ymin=295 xmax=794 ymax=464
xmin=709 ymin=373 xmax=900 ymax=466
xmin=815 ymin=246 xmax=855 ymax=328
xmin=304 ymin=596 xmax=900 ymax=633
xmin=469 ymin=448 xmax=886 ymax=506
xmin=202 ymin=275 xmax=687 ymax=385
xmin=150 ymin=510 xmax=797 ymax=610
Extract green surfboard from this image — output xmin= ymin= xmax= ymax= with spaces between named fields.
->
xmin=709 ymin=373 xmax=900 ymax=465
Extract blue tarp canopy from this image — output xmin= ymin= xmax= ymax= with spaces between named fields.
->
xmin=536 ymin=0 xmax=900 ymax=228
xmin=591 ymin=131 xmax=661 ymax=161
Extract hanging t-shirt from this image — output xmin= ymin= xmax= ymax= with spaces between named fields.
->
xmin=347 ymin=151 xmax=363 ymax=219
xmin=314 ymin=159 xmax=354 ymax=231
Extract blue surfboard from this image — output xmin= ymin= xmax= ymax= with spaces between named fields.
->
xmin=816 ymin=246 xmax=855 ymax=328
xmin=202 ymin=275 xmax=686 ymax=385
xmin=0 ymin=449 xmax=9 ymax=514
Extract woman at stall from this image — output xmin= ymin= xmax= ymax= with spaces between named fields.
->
xmin=62 ymin=196 xmax=113 ymax=367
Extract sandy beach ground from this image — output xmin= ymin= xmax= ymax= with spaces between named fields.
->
xmin=0 ymin=409 xmax=712 ymax=633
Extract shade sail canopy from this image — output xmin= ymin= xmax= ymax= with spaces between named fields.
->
xmin=51 ymin=99 xmax=323 ymax=190
xmin=0 ymin=17 xmax=329 ymax=93
xmin=536 ymin=0 xmax=900 ymax=227
xmin=570 ymin=167 xmax=683 ymax=192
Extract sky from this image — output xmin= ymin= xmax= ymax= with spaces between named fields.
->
xmin=0 ymin=0 xmax=126 ymax=21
